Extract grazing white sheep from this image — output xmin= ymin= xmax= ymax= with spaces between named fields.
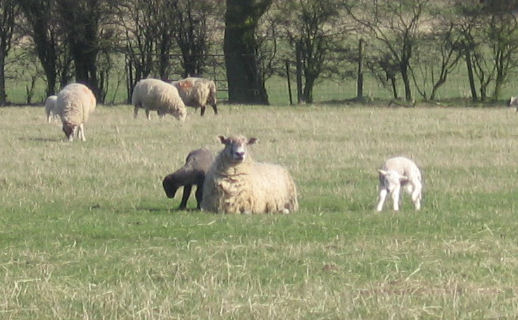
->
xmin=56 ymin=83 xmax=96 ymax=142
xmin=44 ymin=95 xmax=58 ymax=123
xmin=508 ymin=96 xmax=518 ymax=111
xmin=132 ymin=78 xmax=187 ymax=121
xmin=201 ymin=135 xmax=298 ymax=214
xmin=376 ymin=156 xmax=422 ymax=212
xmin=172 ymin=77 xmax=217 ymax=116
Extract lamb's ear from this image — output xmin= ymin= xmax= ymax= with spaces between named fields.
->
xmin=218 ymin=136 xmax=227 ymax=144
xmin=248 ymin=137 xmax=257 ymax=145
xmin=378 ymin=169 xmax=388 ymax=176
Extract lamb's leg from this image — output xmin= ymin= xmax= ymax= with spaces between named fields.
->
xmin=411 ymin=181 xmax=422 ymax=210
xmin=179 ymin=185 xmax=192 ymax=210
xmin=69 ymin=126 xmax=78 ymax=142
xmin=200 ymin=105 xmax=206 ymax=116
xmin=145 ymin=108 xmax=151 ymax=120
xmin=212 ymin=104 xmax=218 ymax=115
xmin=376 ymin=188 xmax=388 ymax=212
xmin=195 ymin=183 xmax=203 ymax=209
xmin=134 ymin=105 xmax=139 ymax=118
xmin=78 ymin=124 xmax=85 ymax=141
xmin=391 ymin=185 xmax=401 ymax=211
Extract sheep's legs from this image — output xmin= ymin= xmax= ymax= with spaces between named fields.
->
xmin=134 ymin=106 xmax=139 ymax=118
xmin=145 ymin=108 xmax=151 ymax=120
xmin=78 ymin=124 xmax=86 ymax=141
xmin=376 ymin=189 xmax=388 ymax=212
xmin=391 ymin=185 xmax=401 ymax=211
xmin=200 ymin=106 xmax=206 ymax=116
xmin=179 ymin=185 xmax=192 ymax=210
xmin=195 ymin=184 xmax=203 ymax=209
xmin=411 ymin=182 xmax=422 ymax=210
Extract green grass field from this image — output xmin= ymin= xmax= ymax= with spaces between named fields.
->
xmin=1 ymin=103 xmax=518 ymax=319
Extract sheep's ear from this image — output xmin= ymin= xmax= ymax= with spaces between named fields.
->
xmin=378 ymin=169 xmax=388 ymax=176
xmin=218 ymin=136 xmax=227 ymax=144
xmin=248 ymin=137 xmax=257 ymax=145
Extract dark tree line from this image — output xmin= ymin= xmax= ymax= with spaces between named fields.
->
xmin=2 ymin=0 xmax=518 ymax=106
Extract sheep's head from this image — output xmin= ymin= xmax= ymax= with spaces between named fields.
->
xmin=509 ymin=96 xmax=518 ymax=111
xmin=162 ymin=174 xmax=180 ymax=198
xmin=378 ymin=169 xmax=408 ymax=191
xmin=219 ymin=135 xmax=257 ymax=164
xmin=62 ymin=122 xmax=76 ymax=141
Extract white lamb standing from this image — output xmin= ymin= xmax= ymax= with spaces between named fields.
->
xmin=132 ymin=78 xmax=187 ymax=121
xmin=376 ymin=156 xmax=422 ymax=212
xmin=56 ymin=83 xmax=96 ymax=142
xmin=172 ymin=77 xmax=217 ymax=116
xmin=508 ymin=96 xmax=518 ymax=111
xmin=44 ymin=95 xmax=58 ymax=123
xmin=201 ymin=135 xmax=298 ymax=214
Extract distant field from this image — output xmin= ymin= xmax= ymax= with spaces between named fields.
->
xmin=1 ymin=104 xmax=518 ymax=319
xmin=6 ymin=59 xmax=518 ymax=106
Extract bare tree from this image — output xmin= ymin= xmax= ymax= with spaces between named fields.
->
xmin=455 ymin=0 xmax=518 ymax=101
xmin=171 ymin=0 xmax=223 ymax=78
xmin=0 ymin=0 xmax=19 ymax=105
xmin=115 ymin=0 xmax=159 ymax=101
xmin=410 ymin=19 xmax=463 ymax=100
xmin=56 ymin=0 xmax=115 ymax=101
xmin=347 ymin=0 xmax=430 ymax=102
xmin=274 ymin=0 xmax=344 ymax=103
xmin=19 ymin=0 xmax=72 ymax=97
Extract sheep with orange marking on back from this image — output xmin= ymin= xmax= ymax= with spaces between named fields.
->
xmin=56 ymin=83 xmax=96 ymax=141
xmin=172 ymin=77 xmax=217 ymax=116
xmin=201 ymin=135 xmax=298 ymax=214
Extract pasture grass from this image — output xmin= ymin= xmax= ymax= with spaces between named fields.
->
xmin=1 ymin=104 xmax=518 ymax=319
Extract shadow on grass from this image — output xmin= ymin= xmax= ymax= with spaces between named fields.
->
xmin=19 ymin=137 xmax=62 ymax=142
xmin=136 ymin=206 xmax=201 ymax=214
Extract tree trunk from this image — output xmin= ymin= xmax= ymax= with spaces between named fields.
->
xmin=390 ymin=76 xmax=398 ymax=99
xmin=58 ymin=0 xmax=101 ymax=101
xmin=357 ymin=38 xmax=364 ymax=99
xmin=401 ymin=63 xmax=412 ymax=102
xmin=303 ymin=76 xmax=315 ymax=103
xmin=465 ymin=51 xmax=478 ymax=102
xmin=295 ymin=40 xmax=304 ymax=104
xmin=0 ymin=53 xmax=6 ymax=105
xmin=223 ymin=0 xmax=270 ymax=104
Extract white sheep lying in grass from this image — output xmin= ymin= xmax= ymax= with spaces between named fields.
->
xmin=44 ymin=95 xmax=58 ymax=123
xmin=201 ymin=135 xmax=298 ymax=214
xmin=172 ymin=77 xmax=217 ymax=116
xmin=376 ymin=156 xmax=422 ymax=212
xmin=132 ymin=78 xmax=187 ymax=120
xmin=56 ymin=83 xmax=96 ymax=141
xmin=508 ymin=96 xmax=518 ymax=111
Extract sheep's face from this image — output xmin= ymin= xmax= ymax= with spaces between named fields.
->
xmin=379 ymin=169 xmax=408 ymax=191
xmin=219 ymin=135 xmax=257 ymax=164
xmin=162 ymin=175 xmax=180 ymax=198
xmin=62 ymin=122 xmax=76 ymax=141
